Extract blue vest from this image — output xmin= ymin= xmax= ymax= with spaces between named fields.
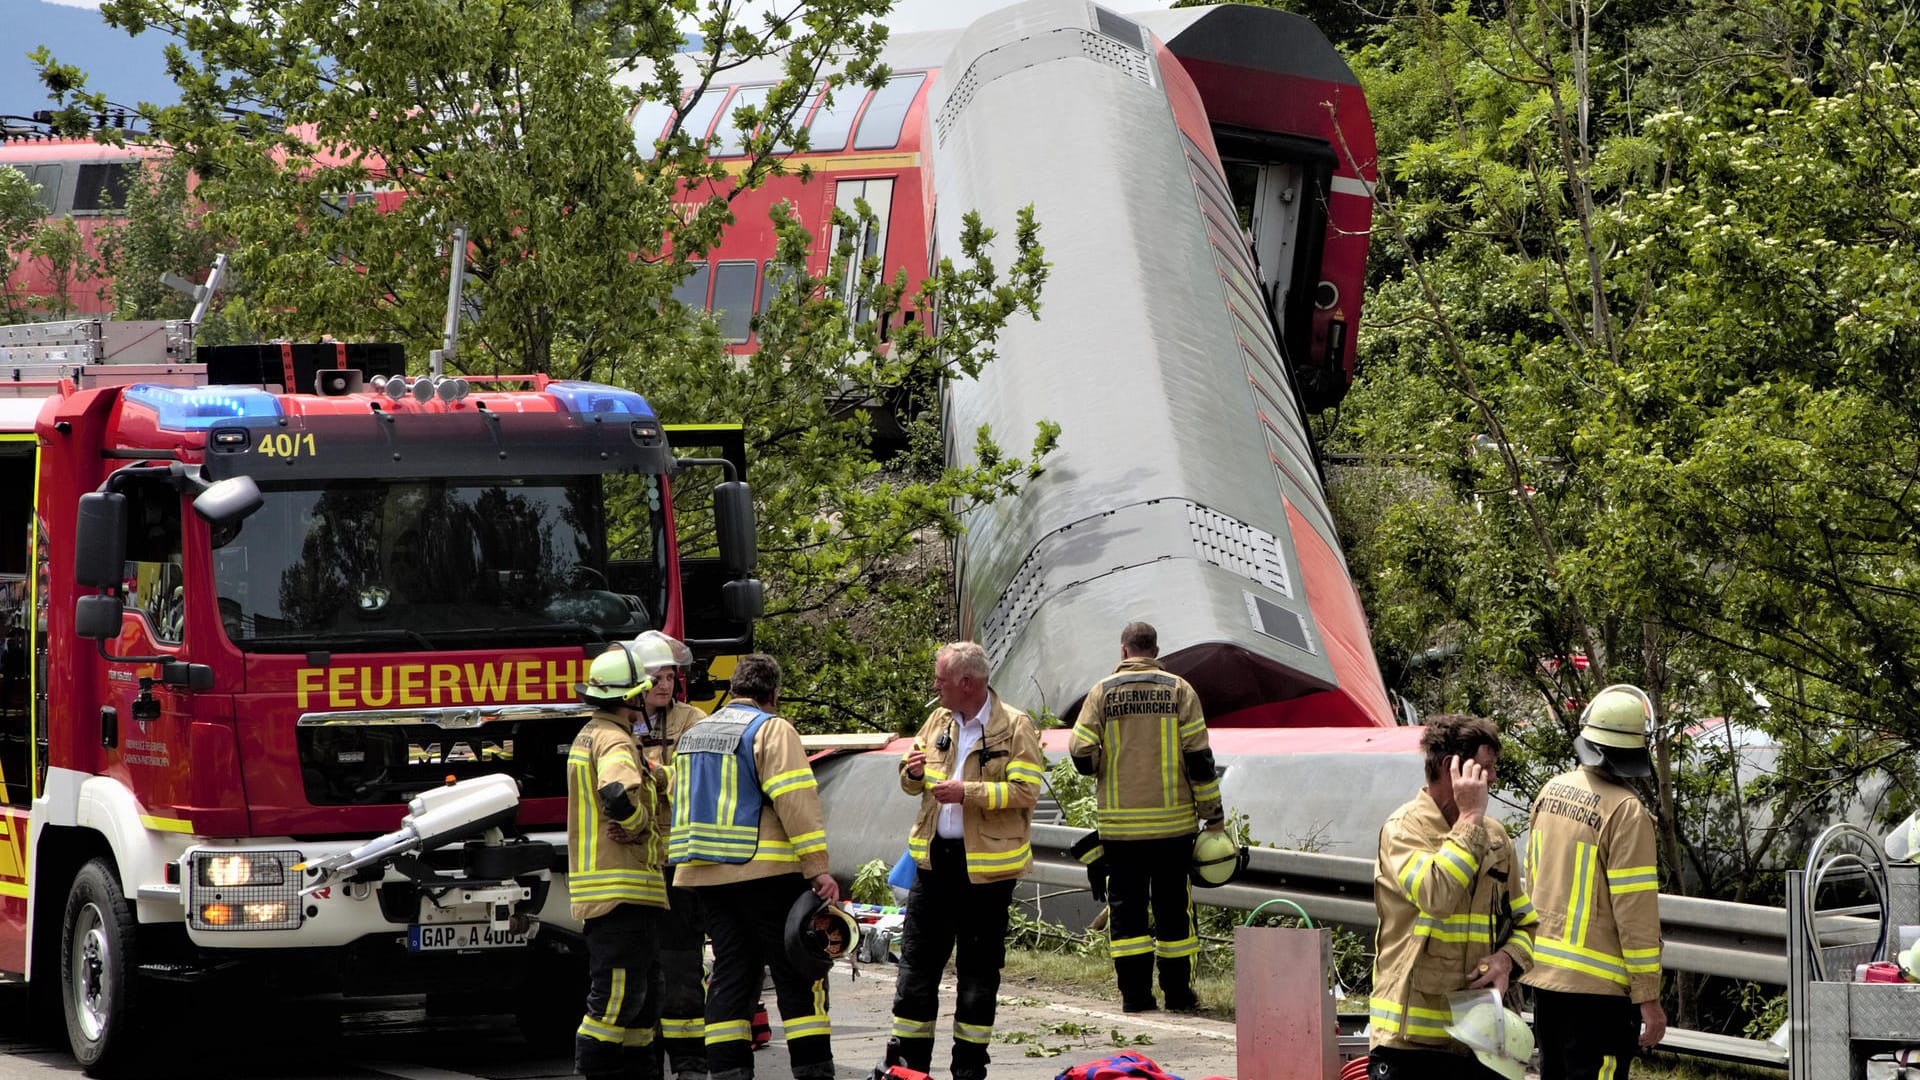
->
xmin=668 ymin=703 xmax=772 ymax=864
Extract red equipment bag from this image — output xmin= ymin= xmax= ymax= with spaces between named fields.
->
xmin=1055 ymin=1053 xmax=1187 ymax=1080
xmin=868 ymin=1068 xmax=935 ymax=1080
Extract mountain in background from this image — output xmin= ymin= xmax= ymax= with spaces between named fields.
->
xmin=6 ymin=2 xmax=180 ymax=122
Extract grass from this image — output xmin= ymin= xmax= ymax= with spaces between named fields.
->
xmin=998 ymin=948 xmax=1239 ymax=1021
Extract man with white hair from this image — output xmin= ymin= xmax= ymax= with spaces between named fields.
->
xmin=877 ymin=641 xmax=1045 ymax=1080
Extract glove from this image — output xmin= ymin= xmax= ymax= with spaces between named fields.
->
xmin=1088 ymin=862 xmax=1108 ymax=904
xmin=598 ymin=780 xmax=635 ymax=823
xmin=1069 ymin=832 xmax=1109 ymax=903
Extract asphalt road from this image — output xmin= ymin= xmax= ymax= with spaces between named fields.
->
xmin=0 ymin=965 xmax=1240 ymax=1080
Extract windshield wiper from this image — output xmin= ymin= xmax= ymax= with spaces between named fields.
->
xmin=438 ymin=621 xmax=610 ymax=643
xmin=243 ymin=628 xmax=441 ymax=651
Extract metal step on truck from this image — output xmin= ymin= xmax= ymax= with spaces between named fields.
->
xmin=0 ymin=305 xmax=763 ymax=1075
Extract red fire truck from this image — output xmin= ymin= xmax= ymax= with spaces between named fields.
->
xmin=0 ymin=316 xmax=762 ymax=1072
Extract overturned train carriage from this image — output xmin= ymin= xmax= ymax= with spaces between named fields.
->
xmin=815 ymin=0 xmax=1424 ymax=877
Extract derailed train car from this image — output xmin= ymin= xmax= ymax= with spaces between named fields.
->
xmin=812 ymin=1 xmax=1424 ymax=870
xmin=617 ymin=1 xmax=1427 ymax=863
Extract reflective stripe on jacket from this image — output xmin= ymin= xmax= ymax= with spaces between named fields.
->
xmin=567 ymin=711 xmax=670 ymax=920
xmin=669 ymin=703 xmax=771 ymax=864
xmin=1520 ymin=766 xmax=1663 ymax=1003
xmin=672 ymin=700 xmax=831 ymax=887
xmin=900 ymin=694 xmax=1046 ymax=883
xmin=1369 ymin=789 xmax=1538 ymax=1054
xmin=1068 ymin=658 xmax=1222 ymax=840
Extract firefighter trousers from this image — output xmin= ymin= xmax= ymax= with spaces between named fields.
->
xmin=693 ymin=874 xmax=833 ymax=1080
xmin=657 ymin=875 xmax=707 ymax=1079
xmin=576 ymin=904 xmax=663 ymax=1080
xmin=884 ymin=837 xmax=1018 ymax=1079
xmin=1533 ymin=987 xmax=1640 ymax=1080
xmin=1103 ymin=834 xmax=1198 ymax=1008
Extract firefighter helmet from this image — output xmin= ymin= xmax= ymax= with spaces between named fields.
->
xmin=1574 ymin=684 xmax=1654 ymax=778
xmin=784 ymin=891 xmax=861 ymax=981
xmin=1444 ymin=991 xmax=1533 ymax=1080
xmin=630 ymin=630 xmax=692 ymax=674
xmin=575 ymin=642 xmax=653 ymax=708
xmin=1190 ymin=829 xmax=1249 ymax=888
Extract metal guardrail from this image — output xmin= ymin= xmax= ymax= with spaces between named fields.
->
xmin=1030 ymin=824 xmax=1802 ymax=1069
xmin=1034 ymin=823 xmax=1796 ymax=983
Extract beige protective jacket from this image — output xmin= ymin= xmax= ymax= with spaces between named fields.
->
xmin=1520 ymin=766 xmax=1663 ymax=1003
xmin=640 ymin=699 xmax=707 ymax=768
xmin=1369 ymin=790 xmax=1538 ymax=1054
xmin=1068 ymin=659 xmax=1223 ymax=839
xmin=671 ymin=703 xmax=831 ymax=887
xmin=567 ymin=711 xmax=671 ymax=920
xmin=899 ymin=694 xmax=1047 ymax=883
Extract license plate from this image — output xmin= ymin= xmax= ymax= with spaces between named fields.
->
xmin=407 ymin=923 xmax=528 ymax=952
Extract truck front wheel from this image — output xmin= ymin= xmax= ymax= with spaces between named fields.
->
xmin=61 ymin=859 xmax=141 ymax=1075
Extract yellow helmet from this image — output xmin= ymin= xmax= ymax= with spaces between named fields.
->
xmin=1575 ymin=684 xmax=1655 ymax=778
xmin=575 ymin=642 xmax=653 ymax=708
xmin=1190 ymin=829 xmax=1248 ymax=888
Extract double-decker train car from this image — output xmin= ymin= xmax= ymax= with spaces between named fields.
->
xmin=0 ymin=135 xmax=160 ymax=316
xmin=619 ymin=0 xmax=1424 ymax=864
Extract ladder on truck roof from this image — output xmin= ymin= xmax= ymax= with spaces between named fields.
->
xmin=0 ymin=318 xmax=207 ymax=398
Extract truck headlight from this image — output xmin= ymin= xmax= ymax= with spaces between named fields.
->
xmin=187 ymin=850 xmax=303 ymax=931
xmin=198 ymin=852 xmax=286 ymax=888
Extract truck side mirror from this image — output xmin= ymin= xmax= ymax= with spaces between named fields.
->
xmin=74 ymin=492 xmax=128 ymax=588
xmin=193 ymin=474 xmax=262 ymax=525
xmin=714 ymin=481 xmax=758 ymax=575
xmin=722 ymin=579 xmax=765 ymax=622
xmin=75 ymin=594 xmax=125 ymax=640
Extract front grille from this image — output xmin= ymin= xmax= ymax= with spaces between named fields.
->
xmin=296 ymin=705 xmax=588 ymax=806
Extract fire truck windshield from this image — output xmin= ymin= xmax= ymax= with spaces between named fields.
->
xmin=210 ymin=472 xmax=665 ymax=653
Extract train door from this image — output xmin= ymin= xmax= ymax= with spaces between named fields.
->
xmin=0 ymin=433 xmax=36 ymax=971
xmin=1220 ymin=135 xmax=1334 ymax=370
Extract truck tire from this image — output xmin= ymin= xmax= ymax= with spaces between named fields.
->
xmin=60 ymin=859 xmax=142 ymax=1076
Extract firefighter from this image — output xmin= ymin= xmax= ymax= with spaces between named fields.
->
xmin=567 ymin=640 xmax=673 ymax=1080
xmin=1522 ymin=685 xmax=1668 ymax=1080
xmin=1367 ymin=714 xmax=1539 ymax=1080
xmin=879 ymin=641 xmax=1046 ymax=1080
xmin=670 ymin=653 xmax=837 ymax=1080
xmin=629 ymin=632 xmax=710 ymax=1080
xmin=1067 ymin=621 xmax=1223 ymax=1013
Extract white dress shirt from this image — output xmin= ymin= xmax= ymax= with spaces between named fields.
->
xmin=935 ymin=697 xmax=991 ymax=840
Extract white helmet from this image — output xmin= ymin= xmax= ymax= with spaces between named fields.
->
xmin=630 ymin=630 xmax=690 ymax=674
xmin=1445 ymin=990 xmax=1533 ymax=1080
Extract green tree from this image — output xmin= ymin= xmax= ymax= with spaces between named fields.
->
xmin=25 ymin=216 xmax=104 ymax=318
xmin=0 ymin=168 xmax=43 ymax=320
xmin=104 ymin=157 xmax=216 ymax=319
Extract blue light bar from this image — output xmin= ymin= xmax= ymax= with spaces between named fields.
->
xmin=547 ymin=381 xmax=657 ymax=418
xmin=123 ymin=384 xmax=285 ymax=430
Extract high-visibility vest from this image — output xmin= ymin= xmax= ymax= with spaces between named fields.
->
xmin=669 ymin=704 xmax=771 ymax=864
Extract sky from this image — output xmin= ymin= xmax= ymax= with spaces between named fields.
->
xmin=8 ymin=0 xmax=1183 ymax=121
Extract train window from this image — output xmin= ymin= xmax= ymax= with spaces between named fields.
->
xmin=72 ymin=162 xmax=132 ymax=213
xmin=852 ymin=73 xmax=925 ymax=151
xmin=4 ymin=164 xmax=62 ymax=214
xmin=1224 ymin=162 xmax=1260 ymax=231
xmin=710 ymin=260 xmax=757 ymax=342
xmin=758 ymin=260 xmax=801 ymax=314
xmin=806 ymin=82 xmax=868 ymax=153
xmin=773 ymin=85 xmax=825 ymax=153
xmin=713 ymin=85 xmax=774 ymax=157
xmin=679 ymin=87 xmax=733 ymax=149
xmin=672 ymin=261 xmax=711 ymax=310
xmin=121 ymin=478 xmax=185 ymax=645
xmin=630 ymin=96 xmax=676 ymax=158
xmin=830 ymin=178 xmax=894 ymax=326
